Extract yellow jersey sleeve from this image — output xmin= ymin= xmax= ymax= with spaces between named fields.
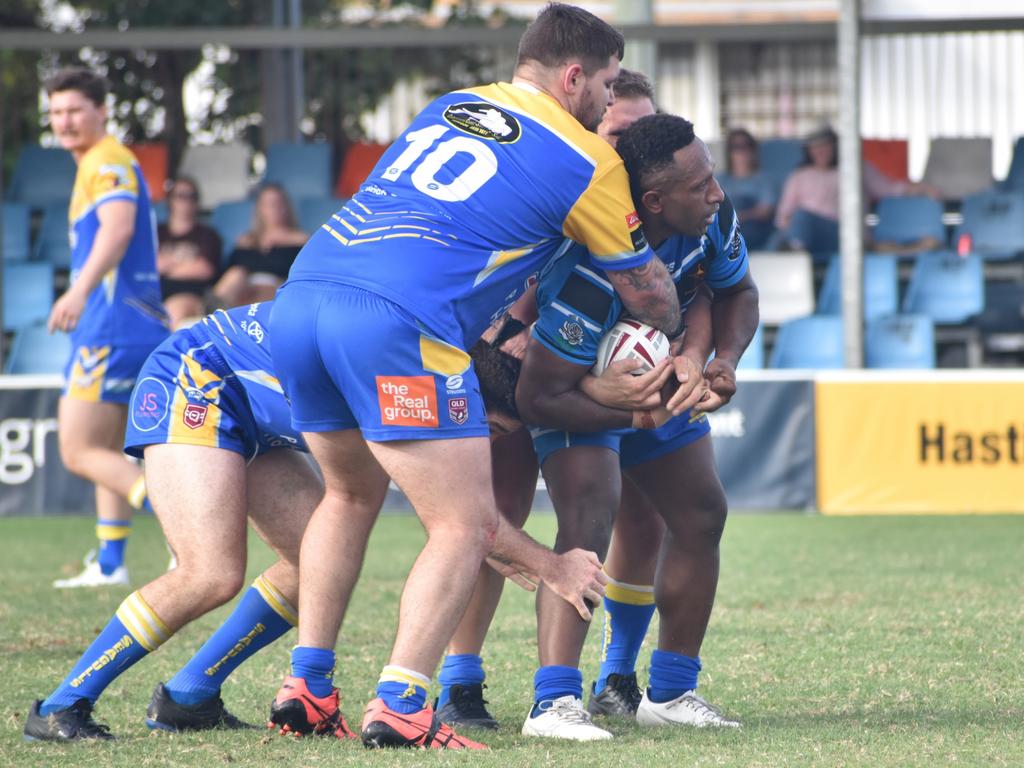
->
xmin=562 ymin=160 xmax=652 ymax=271
xmin=83 ymin=139 xmax=139 ymax=207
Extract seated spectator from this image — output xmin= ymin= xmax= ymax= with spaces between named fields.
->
xmin=212 ymin=183 xmax=307 ymax=307
xmin=774 ymin=127 xmax=840 ymax=259
xmin=157 ymin=177 xmax=222 ymax=329
xmin=717 ymin=128 xmax=777 ymax=250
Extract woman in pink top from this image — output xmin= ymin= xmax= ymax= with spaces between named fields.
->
xmin=774 ymin=127 xmax=840 ymax=258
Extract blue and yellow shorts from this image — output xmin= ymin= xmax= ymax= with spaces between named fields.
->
xmin=63 ymin=344 xmax=154 ymax=405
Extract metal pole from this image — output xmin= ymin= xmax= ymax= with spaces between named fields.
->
xmin=289 ymin=0 xmax=304 ymax=142
xmin=616 ymin=0 xmax=656 ymax=78
xmin=838 ymin=0 xmax=863 ymax=368
xmin=0 ymin=64 xmax=7 ymax=371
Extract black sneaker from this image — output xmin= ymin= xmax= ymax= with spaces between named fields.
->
xmin=586 ymin=673 xmax=642 ymax=717
xmin=23 ymin=699 xmax=114 ymax=742
xmin=145 ymin=682 xmax=254 ymax=731
xmin=434 ymin=684 xmax=499 ymax=730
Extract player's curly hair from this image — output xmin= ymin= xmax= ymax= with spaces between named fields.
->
xmin=470 ymin=337 xmax=522 ymax=421
xmin=616 ymin=113 xmax=696 ymax=210
xmin=517 ymin=3 xmax=625 ymax=75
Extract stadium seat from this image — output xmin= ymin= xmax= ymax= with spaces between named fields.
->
xmin=297 ymin=196 xmax=346 ymax=235
xmin=1002 ymin=136 xmax=1024 ymax=192
xmin=735 ymin=323 xmax=764 ymax=370
xmin=872 ymin=196 xmax=945 ymax=247
xmin=2 ymin=202 xmax=32 ymax=261
xmin=817 ymin=253 xmax=899 ymax=321
xmin=758 ymin=138 xmax=804 ymax=193
xmin=4 ymin=320 xmax=71 ymax=374
xmin=747 ymin=250 xmax=815 ymax=326
xmin=33 ymin=200 xmax=72 ymax=268
xmin=6 ymin=145 xmax=76 ymax=210
xmin=3 ymin=262 xmax=55 ymax=331
xmin=129 ymin=142 xmax=169 ymax=201
xmin=178 ymin=143 xmax=251 ymax=209
xmin=954 ymin=189 xmax=1024 ymax=261
xmin=977 ymin=281 xmax=1024 ymax=358
xmin=336 ymin=142 xmax=389 ymax=198
xmin=769 ymin=315 xmax=845 ymax=369
xmin=921 ymin=138 xmax=993 ymax=201
xmin=264 ymin=143 xmax=333 ymax=202
xmin=862 ymin=138 xmax=908 ymax=183
xmin=865 ymin=315 xmax=936 ymax=369
xmin=209 ymin=199 xmax=255 ymax=263
xmin=903 ymin=251 xmax=984 ymax=324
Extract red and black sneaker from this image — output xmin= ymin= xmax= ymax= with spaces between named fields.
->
xmin=360 ymin=697 xmax=487 ymax=750
xmin=267 ymin=676 xmax=356 ymax=739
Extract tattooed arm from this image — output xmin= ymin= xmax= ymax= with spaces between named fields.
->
xmin=606 ymin=258 xmax=683 ymax=337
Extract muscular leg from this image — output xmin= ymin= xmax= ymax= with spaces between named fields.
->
xmin=536 ymin=446 xmax=620 ymax=668
xmin=605 ymin=478 xmax=665 ymax=587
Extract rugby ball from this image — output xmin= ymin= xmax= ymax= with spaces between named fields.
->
xmin=592 ymin=319 xmax=670 ymax=376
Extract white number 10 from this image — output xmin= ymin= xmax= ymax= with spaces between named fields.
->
xmin=381 ymin=124 xmax=497 ymax=203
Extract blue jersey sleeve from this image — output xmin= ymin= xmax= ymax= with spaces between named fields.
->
xmin=704 ymin=194 xmax=749 ymax=290
xmin=532 ymin=247 xmax=620 ymax=366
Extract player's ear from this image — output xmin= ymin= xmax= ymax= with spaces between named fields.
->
xmin=561 ymin=62 xmax=584 ymax=94
xmin=641 ymin=189 xmax=663 ymax=216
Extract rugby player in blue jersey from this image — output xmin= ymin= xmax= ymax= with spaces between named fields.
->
xmin=24 ymin=302 xmax=604 ymax=742
xmin=266 ymin=4 xmax=688 ymax=749
xmin=45 ymin=68 xmax=169 ymax=588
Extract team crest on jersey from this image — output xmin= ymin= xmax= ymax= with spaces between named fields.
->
xmin=183 ymin=403 xmax=208 ymax=430
xmin=559 ymin=319 xmax=585 ymax=346
xmin=97 ymin=163 xmax=131 ymax=192
xmin=443 ymin=102 xmax=522 ymax=144
xmin=448 ymin=397 xmax=469 ymax=425
xmin=729 ymin=228 xmax=743 ymax=260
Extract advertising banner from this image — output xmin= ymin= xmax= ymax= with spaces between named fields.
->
xmin=817 ymin=371 xmax=1024 ymax=514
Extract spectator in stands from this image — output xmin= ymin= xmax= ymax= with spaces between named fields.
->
xmin=718 ymin=128 xmax=776 ymax=250
xmin=212 ymin=183 xmax=307 ymax=307
xmin=157 ymin=177 xmax=222 ymax=329
xmin=774 ymin=126 xmax=840 ymax=258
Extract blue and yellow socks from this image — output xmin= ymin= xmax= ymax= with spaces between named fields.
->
xmin=290 ymin=646 xmax=336 ymax=698
xmin=648 ymin=649 xmax=701 ymax=703
xmin=377 ymin=665 xmax=429 ymax=714
xmin=531 ymin=665 xmax=583 ymax=716
xmin=595 ymin=576 xmax=656 ymax=693
xmin=437 ymin=653 xmax=485 ymax=708
xmin=165 ymin=575 xmax=297 ymax=706
xmin=95 ymin=519 xmax=131 ymax=576
xmin=40 ymin=591 xmax=169 ymax=713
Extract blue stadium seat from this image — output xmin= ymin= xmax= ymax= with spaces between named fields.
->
xmin=3 ymin=262 xmax=55 ymax=330
xmin=817 ymin=253 xmax=899 ymax=321
xmin=872 ymin=196 xmax=945 ymax=247
xmin=865 ymin=315 xmax=936 ymax=369
xmin=297 ymin=196 xmax=346 ymax=236
xmin=902 ymin=251 xmax=984 ymax=324
xmin=1000 ymin=136 xmax=1024 ymax=192
xmin=7 ymin=146 xmax=77 ymax=210
xmin=264 ymin=143 xmax=332 ymax=202
xmin=769 ymin=315 xmax=845 ymax=369
xmin=209 ymin=199 xmax=255 ymax=264
xmin=2 ymin=202 xmax=32 ymax=261
xmin=736 ymin=323 xmax=765 ymax=370
xmin=153 ymin=200 xmax=169 ymax=225
xmin=954 ymin=189 xmax=1024 ymax=261
xmin=759 ymin=138 xmax=804 ymax=193
xmin=33 ymin=200 xmax=72 ymax=268
xmin=4 ymin=320 xmax=71 ymax=374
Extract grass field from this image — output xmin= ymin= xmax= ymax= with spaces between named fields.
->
xmin=2 ymin=511 xmax=1022 ymax=767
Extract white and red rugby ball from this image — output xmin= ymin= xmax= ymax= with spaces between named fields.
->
xmin=592 ymin=319 xmax=671 ymax=376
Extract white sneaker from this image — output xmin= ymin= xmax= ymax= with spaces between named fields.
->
xmin=521 ymin=695 xmax=613 ymax=741
xmin=53 ymin=550 xmax=130 ymax=589
xmin=637 ymin=689 xmax=740 ymax=728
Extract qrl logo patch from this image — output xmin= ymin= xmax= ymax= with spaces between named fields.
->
xmin=448 ymin=397 xmax=469 ymax=425
xmin=183 ymin=403 xmax=208 ymax=430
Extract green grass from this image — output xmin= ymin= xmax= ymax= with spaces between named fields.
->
xmin=1 ymin=512 xmax=1022 ymax=767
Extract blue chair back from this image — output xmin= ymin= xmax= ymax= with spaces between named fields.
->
xmin=33 ymin=200 xmax=72 ymax=268
xmin=297 ymin=196 xmax=347 ymax=236
xmin=736 ymin=323 xmax=765 ymax=370
xmin=2 ymin=202 xmax=32 ymax=261
xmin=1004 ymin=136 xmax=1024 ymax=192
xmin=902 ymin=251 xmax=984 ymax=324
xmin=865 ymin=314 xmax=935 ymax=369
xmin=873 ymin=196 xmax=945 ymax=246
xmin=264 ymin=143 xmax=332 ymax=202
xmin=817 ymin=254 xmax=899 ymax=321
xmin=769 ymin=315 xmax=845 ymax=369
xmin=209 ymin=199 xmax=256 ymax=264
xmin=7 ymin=146 xmax=77 ymax=210
xmin=759 ymin=138 xmax=804 ymax=193
xmin=4 ymin=320 xmax=71 ymax=374
xmin=3 ymin=262 xmax=55 ymax=330
xmin=955 ymin=190 xmax=1024 ymax=261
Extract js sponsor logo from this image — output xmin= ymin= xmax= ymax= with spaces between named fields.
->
xmin=919 ymin=422 xmax=1024 ymax=464
xmin=377 ymin=376 xmax=439 ymax=427
xmin=183 ymin=403 xmax=208 ymax=430
xmin=130 ymin=376 xmax=170 ymax=433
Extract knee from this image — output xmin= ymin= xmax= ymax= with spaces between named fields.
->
xmin=173 ymin=559 xmax=246 ymax=611
xmin=692 ymin=491 xmax=729 ymax=547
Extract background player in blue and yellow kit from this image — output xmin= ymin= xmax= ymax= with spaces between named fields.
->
xmin=516 ymin=113 xmax=759 ymax=735
xmin=45 ymin=68 xmax=169 ymax=588
xmin=267 ymin=4 xmax=685 ymax=749
xmin=24 ymin=301 xmax=605 ymax=742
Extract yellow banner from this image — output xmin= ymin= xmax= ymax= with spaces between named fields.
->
xmin=816 ymin=378 xmax=1024 ymax=514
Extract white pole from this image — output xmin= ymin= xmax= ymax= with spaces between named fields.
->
xmin=838 ymin=0 xmax=864 ymax=367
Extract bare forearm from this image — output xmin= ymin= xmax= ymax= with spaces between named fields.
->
xmin=74 ymin=224 xmax=133 ymax=296
xmin=607 ymin=258 xmax=682 ymax=335
xmin=490 ymin=515 xmax=556 ymax=578
xmin=712 ymin=285 xmax=759 ymax=366
xmin=519 ymin=388 xmax=632 ymax=433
